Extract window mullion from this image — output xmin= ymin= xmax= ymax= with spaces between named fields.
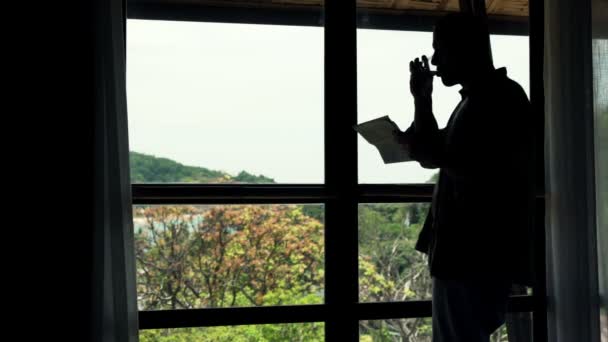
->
xmin=324 ymin=0 xmax=359 ymax=341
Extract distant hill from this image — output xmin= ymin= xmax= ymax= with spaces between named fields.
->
xmin=130 ymin=151 xmax=275 ymax=184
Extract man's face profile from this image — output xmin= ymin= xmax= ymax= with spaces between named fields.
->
xmin=431 ymin=14 xmax=494 ymax=88
xmin=431 ymin=29 xmax=462 ymax=87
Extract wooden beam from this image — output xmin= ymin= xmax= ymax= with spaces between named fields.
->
xmin=486 ymin=0 xmax=500 ymax=14
xmin=437 ymin=0 xmax=450 ymax=11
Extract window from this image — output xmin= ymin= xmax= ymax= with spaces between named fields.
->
xmin=134 ymin=204 xmax=324 ymax=310
xmin=358 ymin=203 xmax=432 ymax=302
xmin=128 ymin=1 xmax=542 ymax=341
xmin=127 ymin=20 xmax=323 ymax=184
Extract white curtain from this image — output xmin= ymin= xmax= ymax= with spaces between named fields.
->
xmin=93 ymin=0 xmax=139 ymax=340
xmin=544 ymin=0 xmax=602 ymax=341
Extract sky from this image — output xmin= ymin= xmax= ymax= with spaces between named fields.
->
xmin=126 ymin=19 xmax=529 ymax=184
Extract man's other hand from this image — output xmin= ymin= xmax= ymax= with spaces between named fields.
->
xmin=393 ymin=128 xmax=431 ymax=166
xmin=393 ymin=130 xmax=411 ymax=150
xmin=393 ymin=129 xmax=421 ymax=161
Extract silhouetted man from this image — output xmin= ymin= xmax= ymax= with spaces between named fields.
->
xmin=396 ymin=13 xmax=535 ymax=342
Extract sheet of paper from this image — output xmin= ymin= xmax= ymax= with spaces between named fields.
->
xmin=354 ymin=116 xmax=412 ymax=164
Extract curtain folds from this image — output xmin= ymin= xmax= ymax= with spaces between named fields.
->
xmin=93 ymin=0 xmax=139 ymax=341
xmin=544 ymin=0 xmax=601 ymax=341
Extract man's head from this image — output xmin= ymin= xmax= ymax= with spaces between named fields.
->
xmin=431 ymin=13 xmax=494 ymax=87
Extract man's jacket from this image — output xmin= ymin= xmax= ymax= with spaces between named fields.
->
xmin=410 ymin=68 xmax=536 ymax=286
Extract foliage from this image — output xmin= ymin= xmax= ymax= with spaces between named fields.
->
xmin=358 ymin=204 xmax=434 ymax=341
xmin=360 ymin=318 xmax=432 ymax=342
xmin=358 ymin=203 xmax=432 ymax=303
xmin=135 ymin=205 xmax=324 ymax=310
xmin=139 ymin=323 xmax=324 ymax=342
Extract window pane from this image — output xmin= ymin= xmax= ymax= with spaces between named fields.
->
xmin=360 ymin=318 xmax=432 ymax=341
xmin=359 ymin=203 xmax=432 ymax=302
xmin=360 ymin=314 xmax=532 ymax=342
xmin=356 ymin=28 xmax=529 ymax=184
xmin=140 ymin=323 xmax=324 ymax=342
xmin=127 ymin=20 xmax=324 ymax=184
xmin=134 ymin=204 xmax=324 ymax=310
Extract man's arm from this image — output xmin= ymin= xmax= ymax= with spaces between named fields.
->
xmin=396 ymin=55 xmax=445 ymax=169
xmin=411 ymin=56 xmax=439 ymax=135
xmin=400 ymin=122 xmax=446 ymax=169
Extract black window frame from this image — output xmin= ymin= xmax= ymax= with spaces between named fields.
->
xmin=128 ymin=1 xmax=546 ymax=341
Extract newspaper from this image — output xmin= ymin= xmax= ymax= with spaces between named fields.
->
xmin=354 ymin=116 xmax=412 ymax=164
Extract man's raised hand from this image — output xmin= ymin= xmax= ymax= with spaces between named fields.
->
xmin=409 ymin=55 xmax=434 ymax=99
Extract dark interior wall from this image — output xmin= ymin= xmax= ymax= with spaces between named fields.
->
xmin=31 ymin=1 xmax=94 ymax=341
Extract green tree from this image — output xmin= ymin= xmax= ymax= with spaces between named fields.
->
xmin=358 ymin=203 xmax=433 ymax=341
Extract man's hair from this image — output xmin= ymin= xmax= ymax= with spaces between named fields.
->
xmin=434 ymin=13 xmax=492 ymax=58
